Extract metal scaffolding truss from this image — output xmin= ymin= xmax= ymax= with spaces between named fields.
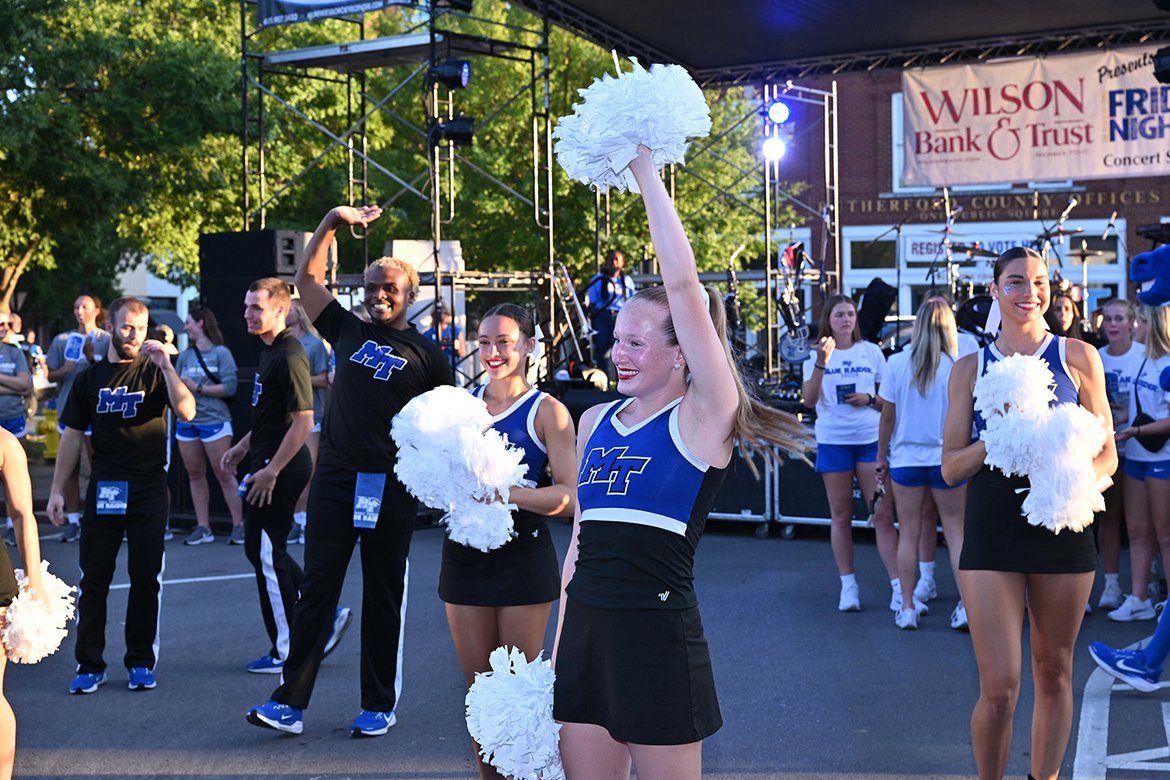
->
xmin=239 ymin=0 xmax=560 ymax=382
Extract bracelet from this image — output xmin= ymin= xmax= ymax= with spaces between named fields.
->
xmin=815 ymin=363 xmax=827 ymax=370
xmin=196 ymin=384 xmax=203 ymax=395
xmin=1138 ymin=426 xmax=1143 ymax=435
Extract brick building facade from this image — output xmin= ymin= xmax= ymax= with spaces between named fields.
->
xmin=780 ymin=68 xmax=1164 ymax=321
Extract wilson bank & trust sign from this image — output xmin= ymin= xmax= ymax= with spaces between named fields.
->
xmin=901 ymin=46 xmax=1169 ymax=187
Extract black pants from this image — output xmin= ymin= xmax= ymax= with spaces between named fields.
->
xmin=273 ymin=463 xmax=415 ymax=712
xmin=75 ymin=478 xmax=168 ymax=673
xmin=244 ymin=447 xmax=312 ymax=661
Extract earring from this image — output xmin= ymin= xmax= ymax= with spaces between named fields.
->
xmin=673 ymin=363 xmax=682 ymax=370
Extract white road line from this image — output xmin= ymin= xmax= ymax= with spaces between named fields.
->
xmin=1074 ymin=639 xmax=1170 ymax=779
xmin=109 ymin=573 xmax=253 ymax=590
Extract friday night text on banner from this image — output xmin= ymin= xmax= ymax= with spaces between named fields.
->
xmin=257 ymin=0 xmax=412 ymax=29
xmin=902 ymin=46 xmax=1169 ymax=188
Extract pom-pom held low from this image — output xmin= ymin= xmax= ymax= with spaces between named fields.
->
xmin=465 ymin=646 xmax=563 ymax=780
xmin=3 ymin=561 xmax=76 ymax=664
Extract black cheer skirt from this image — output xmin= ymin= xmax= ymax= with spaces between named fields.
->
xmin=438 ymin=510 xmax=560 ymax=607
xmin=553 ymin=595 xmax=722 ymax=745
xmin=959 ymin=465 xmax=1097 ymax=574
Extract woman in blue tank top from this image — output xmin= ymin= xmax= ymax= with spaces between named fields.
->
xmin=551 ymin=145 xmax=812 ymax=779
xmin=942 ymin=246 xmax=1116 ymax=780
xmin=439 ymin=304 xmax=577 ymax=780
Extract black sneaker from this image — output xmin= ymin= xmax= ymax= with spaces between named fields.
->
xmin=60 ymin=523 xmax=80 ymax=543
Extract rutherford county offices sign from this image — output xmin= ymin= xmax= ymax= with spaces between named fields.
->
xmin=902 ymin=45 xmax=1168 ymax=188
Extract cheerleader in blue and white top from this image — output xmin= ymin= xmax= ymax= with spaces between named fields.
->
xmin=439 ymin=303 xmax=576 ymax=780
xmin=551 ymin=145 xmax=811 ymax=780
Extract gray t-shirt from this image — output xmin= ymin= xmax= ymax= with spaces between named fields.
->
xmin=175 ymin=344 xmax=238 ymax=426
xmin=0 ymin=343 xmax=29 ymax=421
xmin=298 ymin=332 xmax=329 ymax=426
xmin=47 ymin=329 xmax=112 ymax=416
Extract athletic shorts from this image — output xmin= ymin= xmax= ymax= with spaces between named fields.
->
xmin=1124 ymin=458 xmax=1170 ymax=482
xmin=0 ymin=416 xmax=26 ymax=439
xmin=58 ymin=421 xmax=92 ymax=436
xmin=889 ymin=464 xmax=964 ymax=489
xmin=175 ymin=421 xmax=233 ymax=443
xmin=815 ymin=441 xmax=877 ymax=473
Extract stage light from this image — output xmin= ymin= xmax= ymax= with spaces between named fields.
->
xmin=1156 ymin=47 xmax=1170 ymax=84
xmin=767 ymin=101 xmax=791 ymax=124
xmin=432 ymin=59 xmax=471 ymax=89
xmin=761 ymin=136 xmax=786 ymax=161
xmin=430 ymin=116 xmax=475 ymax=147
xmin=432 ymin=0 xmax=473 ymax=10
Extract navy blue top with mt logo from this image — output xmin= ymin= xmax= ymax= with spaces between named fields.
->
xmin=61 ymin=355 xmax=171 ymax=481
xmin=250 ymin=327 xmax=314 ymax=465
xmin=314 ymin=299 xmax=453 ymax=473
xmin=569 ymin=397 xmax=728 ymax=610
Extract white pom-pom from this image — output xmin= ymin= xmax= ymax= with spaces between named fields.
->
xmin=392 ymin=388 xmax=529 ymax=551
xmin=1021 ymin=404 xmax=1110 ymax=534
xmin=974 ymin=354 xmax=1056 ymax=422
xmin=552 ymin=58 xmax=711 ymax=192
xmin=444 ymin=499 xmax=517 ymax=554
xmin=3 ymin=562 xmax=76 ymax=664
xmin=466 ymin=646 xmax=564 ymax=780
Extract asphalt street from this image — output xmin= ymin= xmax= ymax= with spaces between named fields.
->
xmin=4 ymin=506 xmax=1164 ymax=780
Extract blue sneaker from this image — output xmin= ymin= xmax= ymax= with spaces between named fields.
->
xmin=69 ymin=671 xmax=108 ymax=695
xmin=127 ymin=667 xmax=156 ymax=691
xmin=322 ymin=607 xmax=352 ymax=659
xmin=246 ymin=699 xmax=303 ymax=734
xmin=245 ymin=654 xmax=284 ymax=674
xmin=351 ymin=709 xmax=396 ymax=737
xmin=1089 ymin=641 xmax=1163 ymax=693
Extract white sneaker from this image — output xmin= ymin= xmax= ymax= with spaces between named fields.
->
xmin=950 ymin=601 xmax=968 ymax=631
xmin=1098 ymin=581 xmax=1123 ymax=610
xmin=890 ymin=588 xmax=902 ymax=613
xmin=895 ymin=608 xmax=919 ymax=629
xmin=839 ymin=582 xmax=860 ymax=612
xmin=913 ymin=578 xmax=938 ymax=602
xmin=1108 ymin=594 xmax=1157 ymax=622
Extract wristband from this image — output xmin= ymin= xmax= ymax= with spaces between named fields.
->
xmin=196 ymin=384 xmax=203 ymax=395
xmin=815 ymin=363 xmax=827 ymax=370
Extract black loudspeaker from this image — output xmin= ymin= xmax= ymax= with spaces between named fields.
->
xmin=857 ymin=277 xmax=897 ymax=342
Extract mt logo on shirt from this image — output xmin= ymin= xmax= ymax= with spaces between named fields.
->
xmin=96 ymin=386 xmax=146 ymax=418
xmin=350 ymin=340 xmax=407 ymax=380
xmin=578 ymin=446 xmax=650 ymax=495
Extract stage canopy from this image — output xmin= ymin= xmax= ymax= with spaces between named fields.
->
xmin=510 ymin=0 xmax=1170 ymax=85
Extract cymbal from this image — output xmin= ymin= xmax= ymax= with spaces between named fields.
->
xmin=1040 ymin=227 xmax=1084 ymax=238
xmin=925 ymin=229 xmax=970 ymax=236
xmin=950 ymin=243 xmax=998 ymax=258
xmin=1068 ymin=249 xmax=1104 ymax=260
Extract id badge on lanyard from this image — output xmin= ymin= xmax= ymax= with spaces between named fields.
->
xmin=96 ymin=481 xmax=129 ymax=515
xmin=353 ymin=473 xmax=387 ymax=529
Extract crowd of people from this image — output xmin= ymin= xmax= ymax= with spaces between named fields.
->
xmin=0 ymin=166 xmax=1158 ymax=780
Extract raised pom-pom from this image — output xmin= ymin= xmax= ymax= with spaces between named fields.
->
xmin=552 ymin=57 xmax=711 ymax=193
xmin=974 ymin=353 xmax=1056 ymax=422
xmin=392 ymin=387 xmax=529 ymax=552
xmin=3 ymin=562 xmax=76 ymax=664
xmin=466 ymin=646 xmax=563 ymax=780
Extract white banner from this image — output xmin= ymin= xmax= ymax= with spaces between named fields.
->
xmin=902 ymin=46 xmax=1169 ymax=187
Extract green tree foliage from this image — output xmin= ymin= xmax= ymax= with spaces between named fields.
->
xmin=0 ymin=0 xmax=239 ymax=315
xmin=3 ymin=0 xmax=804 ymax=334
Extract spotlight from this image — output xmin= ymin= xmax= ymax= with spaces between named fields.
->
xmin=766 ymin=101 xmax=791 ymax=124
xmin=430 ymin=116 xmax=475 ymax=147
xmin=1156 ymin=47 xmax=1170 ymax=84
xmin=761 ymin=136 xmax=786 ymax=161
xmin=432 ymin=59 xmax=471 ymax=89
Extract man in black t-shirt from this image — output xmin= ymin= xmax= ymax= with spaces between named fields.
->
xmin=221 ymin=278 xmax=315 ymax=676
xmin=48 ymin=297 xmax=196 ymax=694
xmin=246 ymin=206 xmax=453 ymax=738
